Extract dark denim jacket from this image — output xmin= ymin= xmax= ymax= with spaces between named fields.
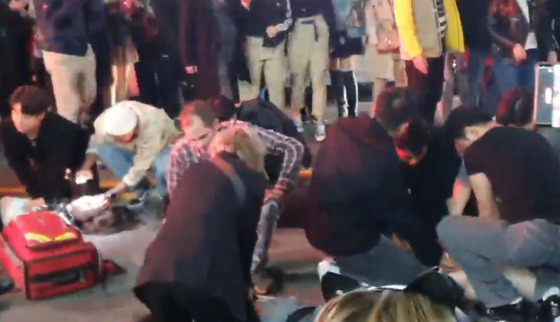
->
xmin=32 ymin=0 xmax=105 ymax=56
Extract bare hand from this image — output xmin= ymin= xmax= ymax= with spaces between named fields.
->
xmin=185 ymin=66 xmax=198 ymax=74
xmin=75 ymin=169 xmax=94 ymax=184
xmin=412 ymin=54 xmax=428 ymax=74
xmin=241 ymin=0 xmax=251 ymax=8
xmin=549 ymin=51 xmax=558 ymax=64
xmin=8 ymin=0 xmax=28 ymax=12
xmin=266 ymin=26 xmax=278 ymax=38
xmin=24 ymin=198 xmax=46 ymax=213
xmin=512 ymin=44 xmax=527 ymax=64
xmin=264 ymin=188 xmax=284 ymax=204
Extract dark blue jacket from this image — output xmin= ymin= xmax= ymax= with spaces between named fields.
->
xmin=33 ymin=0 xmax=105 ymax=56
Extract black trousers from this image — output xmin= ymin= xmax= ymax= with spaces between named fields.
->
xmin=405 ymin=56 xmax=445 ymax=124
xmin=135 ymin=53 xmax=182 ymax=119
xmin=135 ymin=283 xmax=259 ymax=322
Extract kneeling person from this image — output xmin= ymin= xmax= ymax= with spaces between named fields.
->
xmin=439 ymin=107 xmax=560 ymax=320
xmin=1 ymin=86 xmax=91 ymax=214
xmin=78 ymin=101 xmax=181 ymax=201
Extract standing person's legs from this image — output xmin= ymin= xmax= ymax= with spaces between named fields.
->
xmin=289 ymin=20 xmax=313 ymax=124
xmin=437 ymin=52 xmax=457 ymax=124
xmin=156 ymin=53 xmax=182 ymax=118
xmin=492 ymin=58 xmax=519 ymax=95
xmin=308 ymin=17 xmax=330 ymax=125
xmin=340 ymin=57 xmax=358 ymax=117
xmin=517 ymin=50 xmax=537 ymax=91
xmin=43 ymin=51 xmax=83 ymax=123
xmin=405 ymin=55 xmax=445 ymax=124
xmin=246 ymin=37 xmax=265 ymax=101
xmin=217 ymin=42 xmax=236 ymax=100
xmin=264 ymin=41 xmax=287 ymax=110
xmin=333 ymin=236 xmax=428 ymax=287
xmin=79 ymin=47 xmax=97 ymax=116
xmin=466 ymin=49 xmax=489 ymax=107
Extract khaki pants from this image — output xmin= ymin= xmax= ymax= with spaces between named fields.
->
xmin=43 ymin=46 xmax=97 ymax=123
xmin=288 ymin=15 xmax=329 ymax=122
xmin=246 ymin=37 xmax=286 ymax=109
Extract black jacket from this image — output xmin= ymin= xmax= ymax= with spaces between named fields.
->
xmin=0 ymin=113 xmax=90 ymax=203
xmin=489 ymin=0 xmax=557 ymax=61
xmin=237 ymin=98 xmax=312 ymax=180
xmin=305 ymin=116 xmax=409 ymax=256
xmin=457 ymin=0 xmax=492 ymax=51
xmin=32 ymin=0 xmax=105 ymax=56
xmin=135 ymin=153 xmax=267 ymax=321
xmin=243 ymin=0 xmax=291 ymax=46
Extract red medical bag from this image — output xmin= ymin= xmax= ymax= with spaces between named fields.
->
xmin=0 ymin=211 xmax=100 ymax=299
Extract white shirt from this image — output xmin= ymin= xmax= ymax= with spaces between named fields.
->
xmin=515 ymin=0 xmax=538 ymax=49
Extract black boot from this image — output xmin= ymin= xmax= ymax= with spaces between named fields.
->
xmin=342 ymin=71 xmax=358 ymax=117
xmin=329 ymin=70 xmax=347 ymax=118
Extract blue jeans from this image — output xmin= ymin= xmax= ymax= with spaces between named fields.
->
xmin=466 ymin=49 xmax=489 ymax=108
xmin=438 ymin=216 xmax=560 ymax=307
xmin=97 ymin=143 xmax=172 ymax=197
xmin=492 ymin=50 xmax=538 ymax=94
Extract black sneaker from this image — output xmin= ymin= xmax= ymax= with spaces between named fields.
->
xmin=484 ymin=299 xmax=537 ymax=322
xmin=538 ymin=295 xmax=560 ymax=322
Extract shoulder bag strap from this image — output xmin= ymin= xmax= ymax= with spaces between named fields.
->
xmin=210 ymin=156 xmax=247 ymax=204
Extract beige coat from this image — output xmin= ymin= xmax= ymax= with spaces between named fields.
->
xmin=88 ymin=101 xmax=182 ymax=186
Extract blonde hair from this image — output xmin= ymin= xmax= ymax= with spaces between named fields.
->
xmin=315 ymin=289 xmax=455 ymax=322
xmin=209 ymin=127 xmax=268 ymax=178
xmin=369 ymin=290 xmax=455 ymax=322
xmin=315 ymin=290 xmax=381 ymax=322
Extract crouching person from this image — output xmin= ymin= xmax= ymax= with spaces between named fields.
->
xmin=439 ymin=107 xmax=560 ymax=321
xmin=134 ymin=127 xmax=268 ymax=322
xmin=77 ymin=101 xmax=181 ymax=204
xmin=0 ymin=86 xmax=92 ymax=217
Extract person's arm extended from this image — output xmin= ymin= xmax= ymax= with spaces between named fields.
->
xmin=255 ymin=126 xmax=304 ymax=193
xmin=447 ymin=177 xmax=472 ymax=215
xmin=447 ymin=163 xmax=472 ymax=215
xmin=394 ymin=0 xmax=423 ymax=58
xmin=469 ymin=172 xmax=499 ymax=219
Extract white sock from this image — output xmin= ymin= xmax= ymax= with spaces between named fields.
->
xmin=542 ymin=287 xmax=560 ymax=300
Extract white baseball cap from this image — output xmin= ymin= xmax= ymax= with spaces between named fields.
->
xmin=102 ymin=102 xmax=138 ymax=136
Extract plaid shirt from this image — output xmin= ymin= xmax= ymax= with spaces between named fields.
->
xmin=167 ymin=120 xmax=304 ymax=196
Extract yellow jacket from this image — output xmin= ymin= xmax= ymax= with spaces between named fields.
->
xmin=394 ymin=0 xmax=464 ymax=60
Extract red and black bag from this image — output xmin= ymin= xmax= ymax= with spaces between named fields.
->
xmin=0 ymin=211 xmax=100 ymax=300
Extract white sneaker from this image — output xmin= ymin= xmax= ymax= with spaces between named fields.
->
xmin=315 ymin=123 xmax=326 ymax=142
xmin=293 ymin=118 xmax=304 ymax=133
